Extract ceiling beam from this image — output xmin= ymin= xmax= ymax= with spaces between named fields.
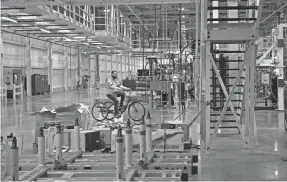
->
xmin=2 ymin=0 xmax=195 ymax=6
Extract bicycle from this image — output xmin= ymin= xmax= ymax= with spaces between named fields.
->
xmin=91 ymin=90 xmax=146 ymax=122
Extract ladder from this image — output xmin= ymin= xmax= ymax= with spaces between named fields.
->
xmin=200 ymin=0 xmax=263 ymax=150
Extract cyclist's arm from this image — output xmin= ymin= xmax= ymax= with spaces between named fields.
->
xmin=119 ymin=84 xmax=130 ymax=90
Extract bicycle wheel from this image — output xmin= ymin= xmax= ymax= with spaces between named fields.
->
xmin=105 ymin=101 xmax=115 ymax=120
xmin=128 ymin=102 xmax=146 ymax=122
xmin=91 ymin=102 xmax=108 ymax=121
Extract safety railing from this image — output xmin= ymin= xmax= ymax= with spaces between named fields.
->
xmin=0 ymin=85 xmax=8 ymax=102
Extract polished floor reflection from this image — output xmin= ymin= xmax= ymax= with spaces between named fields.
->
xmin=1 ymin=89 xmax=287 ymax=181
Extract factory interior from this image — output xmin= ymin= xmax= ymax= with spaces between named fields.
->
xmin=1 ymin=0 xmax=287 ymax=181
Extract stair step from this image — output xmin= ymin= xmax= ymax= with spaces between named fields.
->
xmin=208 ymin=6 xmax=258 ymax=10
xmin=211 ymin=107 xmax=242 ymax=111
xmin=211 ymin=50 xmax=245 ymax=54
xmin=210 ymin=77 xmax=245 ymax=79
xmin=210 ymin=120 xmax=237 ymax=123
xmin=210 ymin=99 xmax=243 ymax=102
xmin=210 ymin=92 xmax=243 ymax=95
xmin=211 ymin=113 xmax=240 ymax=116
xmin=210 ymin=85 xmax=244 ymax=87
xmin=208 ymin=18 xmax=257 ymax=21
xmin=214 ymin=59 xmax=243 ymax=62
xmin=210 ymin=115 xmax=240 ymax=121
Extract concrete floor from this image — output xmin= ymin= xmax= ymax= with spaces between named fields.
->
xmin=1 ymin=88 xmax=287 ymax=181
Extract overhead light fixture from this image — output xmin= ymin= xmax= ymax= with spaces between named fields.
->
xmin=17 ymin=16 xmax=39 ymax=20
xmin=40 ymin=28 xmax=50 ymax=33
xmin=73 ymin=36 xmax=86 ymax=39
xmin=91 ymin=42 xmax=103 ymax=45
xmin=35 ymin=22 xmax=50 ymax=25
xmin=58 ymin=30 xmax=71 ymax=33
xmin=1 ymin=16 xmax=17 ymax=23
xmin=64 ymin=37 xmax=72 ymax=41
xmin=104 ymin=9 xmax=110 ymax=12
xmin=83 ymin=43 xmax=89 ymax=45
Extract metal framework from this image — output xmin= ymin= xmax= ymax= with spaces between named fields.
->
xmin=199 ymin=0 xmax=263 ymax=151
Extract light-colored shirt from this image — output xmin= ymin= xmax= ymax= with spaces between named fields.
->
xmin=106 ymin=77 xmax=121 ymax=94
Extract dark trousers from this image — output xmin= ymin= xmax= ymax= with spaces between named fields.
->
xmin=106 ymin=91 xmax=126 ymax=114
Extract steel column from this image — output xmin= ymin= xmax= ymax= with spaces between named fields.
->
xmin=64 ymin=47 xmax=69 ymax=91
xmin=24 ymin=38 xmax=32 ymax=96
xmin=200 ymin=0 xmax=210 ymax=150
xmin=77 ymin=47 xmax=82 ymax=85
xmin=276 ymin=24 xmax=285 ymax=111
xmin=47 ymin=43 xmax=53 ymax=93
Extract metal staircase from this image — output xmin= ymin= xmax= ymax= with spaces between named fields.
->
xmin=200 ymin=0 xmax=263 ymax=150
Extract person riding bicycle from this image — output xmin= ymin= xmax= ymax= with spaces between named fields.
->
xmin=106 ymin=70 xmax=131 ymax=118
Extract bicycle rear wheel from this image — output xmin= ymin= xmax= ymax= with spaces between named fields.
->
xmin=105 ymin=101 xmax=115 ymax=120
xmin=128 ymin=102 xmax=146 ymax=122
xmin=91 ymin=102 xmax=108 ymax=121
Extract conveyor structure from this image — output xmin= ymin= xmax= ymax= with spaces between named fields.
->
xmin=1 ymin=112 xmax=199 ymax=181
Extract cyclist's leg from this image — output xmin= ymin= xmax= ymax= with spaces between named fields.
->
xmin=106 ymin=93 xmax=119 ymax=115
xmin=116 ymin=91 xmax=126 ymax=108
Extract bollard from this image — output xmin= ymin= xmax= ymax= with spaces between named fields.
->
xmin=145 ymin=111 xmax=152 ymax=152
xmin=55 ymin=124 xmax=62 ymax=161
xmin=38 ymin=127 xmax=45 ymax=166
xmin=10 ymin=137 xmax=19 ymax=181
xmin=116 ymin=125 xmax=124 ymax=181
xmin=74 ymin=118 xmax=80 ymax=151
xmin=125 ymin=119 xmax=133 ymax=167
xmin=140 ymin=116 xmax=146 ymax=159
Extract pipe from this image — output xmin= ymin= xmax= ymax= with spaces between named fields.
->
xmin=55 ymin=125 xmax=62 ymax=162
xmin=125 ymin=119 xmax=133 ymax=167
xmin=10 ymin=137 xmax=19 ymax=181
xmin=145 ymin=111 xmax=152 ymax=152
xmin=74 ymin=118 xmax=80 ymax=151
xmin=140 ymin=116 xmax=146 ymax=159
xmin=116 ymin=126 xmax=124 ymax=180
xmin=38 ymin=127 xmax=45 ymax=167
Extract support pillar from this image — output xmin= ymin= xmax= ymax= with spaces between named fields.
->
xmin=25 ymin=38 xmax=32 ymax=96
xmin=276 ymin=24 xmax=285 ymax=111
xmin=199 ymin=0 xmax=210 ymax=150
xmin=88 ymin=54 xmax=92 ymax=89
xmin=47 ymin=43 xmax=53 ymax=93
xmin=194 ymin=0 xmax=200 ymax=103
xmin=0 ymin=35 xmax=3 ymax=89
xmin=64 ymin=47 xmax=69 ymax=91
xmin=77 ymin=47 xmax=82 ymax=85
xmin=0 ymin=2 xmax=2 ymax=88
xmin=95 ymin=53 xmax=100 ymax=88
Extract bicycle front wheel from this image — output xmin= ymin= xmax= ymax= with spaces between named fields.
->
xmin=128 ymin=102 xmax=146 ymax=122
xmin=91 ymin=102 xmax=108 ymax=121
